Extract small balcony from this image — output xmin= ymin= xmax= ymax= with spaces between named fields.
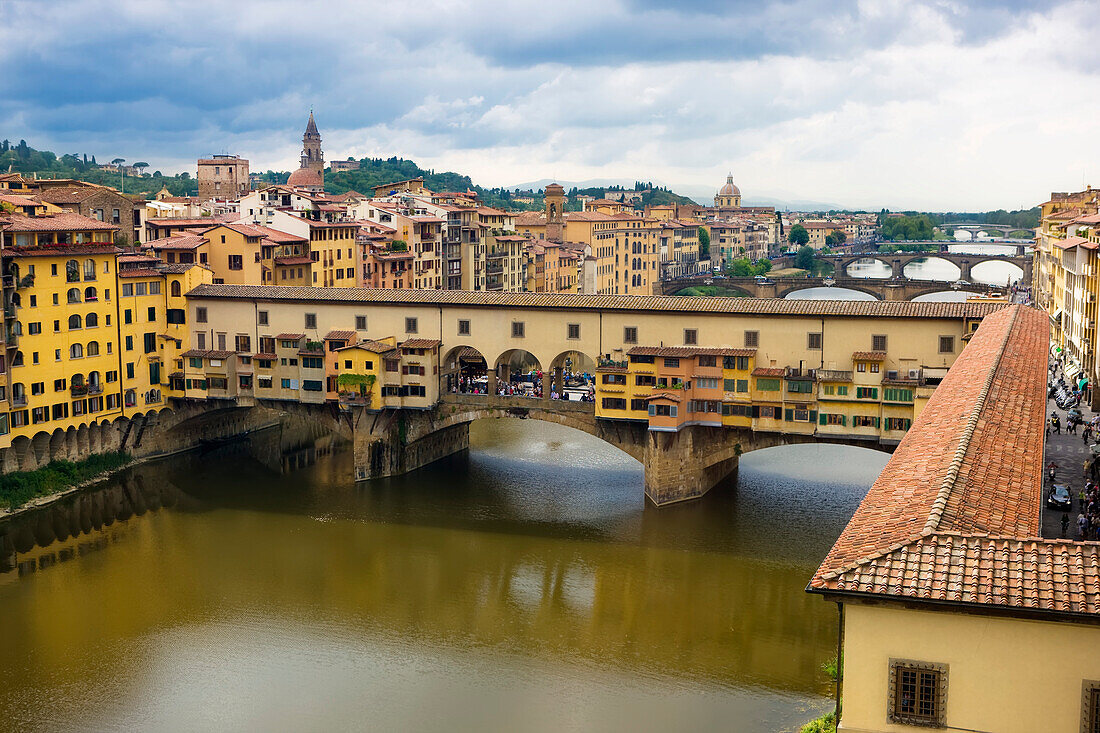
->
xmin=785 ymin=366 xmax=816 ymax=379
xmin=11 ymin=395 xmax=26 ymax=407
xmin=816 ymin=369 xmax=852 ymax=382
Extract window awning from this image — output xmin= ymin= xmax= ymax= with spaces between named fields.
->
xmin=1065 ymin=363 xmax=1081 ymax=381
xmin=1050 ymin=308 xmax=1063 ymax=324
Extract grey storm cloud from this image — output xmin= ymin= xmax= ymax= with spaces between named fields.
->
xmin=0 ymin=0 xmax=1094 ymax=209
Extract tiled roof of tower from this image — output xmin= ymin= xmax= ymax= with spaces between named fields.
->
xmin=185 ymin=284 xmax=1008 ymax=319
xmin=809 ymin=306 xmax=1100 ymax=617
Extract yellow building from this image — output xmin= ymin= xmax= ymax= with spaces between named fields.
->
xmin=1034 ymin=186 xmax=1100 ymax=394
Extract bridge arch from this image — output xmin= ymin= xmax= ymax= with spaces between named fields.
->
xmin=777 ymin=282 xmax=883 ymax=300
xmin=441 ymin=344 xmax=489 ymax=394
xmin=900 ymin=256 xmax=961 ymax=282
xmin=970 ymin=259 xmax=1023 ymax=287
xmin=841 ymin=257 xmax=894 ymax=279
xmin=547 ymin=349 xmax=597 ymax=394
xmin=493 ymin=349 xmax=543 ymax=397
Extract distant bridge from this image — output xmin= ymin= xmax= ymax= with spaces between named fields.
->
xmin=663 ymin=275 xmax=1004 ymax=300
xmin=829 ymin=250 xmax=1031 ymax=283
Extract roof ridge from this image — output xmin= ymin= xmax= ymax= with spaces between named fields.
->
xmin=922 ymin=305 xmax=1018 ymax=536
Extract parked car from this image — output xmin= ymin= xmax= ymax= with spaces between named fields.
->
xmin=1046 ymin=484 xmax=1072 ymax=511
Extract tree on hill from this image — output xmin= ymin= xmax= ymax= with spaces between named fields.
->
xmin=788 ymin=224 xmax=809 ymax=246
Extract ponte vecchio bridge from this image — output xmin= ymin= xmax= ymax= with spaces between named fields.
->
xmin=174 ymin=285 xmax=1010 ymax=505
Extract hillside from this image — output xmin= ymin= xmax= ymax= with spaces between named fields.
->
xmin=0 ymin=138 xmax=197 ymax=197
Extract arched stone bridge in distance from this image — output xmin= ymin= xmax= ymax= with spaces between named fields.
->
xmin=663 ymin=275 xmax=1001 ymax=301
xmin=828 ymin=250 xmax=1031 ymax=283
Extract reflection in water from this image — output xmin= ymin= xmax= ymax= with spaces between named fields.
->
xmin=842 ymin=244 xmax=1024 ymax=287
xmin=0 ymin=420 xmax=885 ymax=732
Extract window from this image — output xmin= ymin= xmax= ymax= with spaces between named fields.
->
xmin=624 ymin=326 xmax=637 ymax=344
xmin=406 ymin=317 xmax=418 ymax=334
xmin=870 ymin=363 xmax=880 ymax=373
xmin=682 ymin=328 xmax=699 ymax=346
xmin=69 ymin=344 xmax=83 ymax=359
xmin=302 ymin=356 xmax=324 ymax=369
xmin=134 ymin=282 xmax=146 ymax=296
xmin=149 ymin=281 xmax=161 ymax=295
xmin=146 ymin=306 xmax=156 ymax=322
xmin=788 ymin=380 xmax=813 ymax=393
xmin=511 ymin=321 xmax=524 ymax=338
xmin=302 ymin=380 xmax=324 ymax=392
xmin=885 ymin=417 xmax=912 ymax=431
xmin=872 ymin=334 xmax=887 ymax=351
xmin=228 ymin=255 xmax=243 ymax=270
xmin=630 ymin=398 xmax=648 ymax=411
xmin=144 ymin=333 xmax=156 ymax=354
xmin=28 ymin=322 xmax=40 ymax=335
xmin=1083 ymin=681 xmax=1100 ymax=733
xmin=166 ymin=308 xmax=185 ymax=324
xmin=121 ymin=283 xmax=133 ymax=297
xmin=856 ymin=386 xmax=878 ymax=399
xmin=853 ymin=415 xmax=879 ymax=428
xmin=305 ymin=313 xmax=317 ymax=329
xmin=196 ymin=307 xmax=208 ymax=323
xmin=562 ymin=323 xmax=580 ymax=340
xmin=125 ymin=335 xmax=133 ymax=351
xmin=757 ymin=378 xmax=780 ymax=391
xmin=722 ymin=403 xmax=751 ymax=417
xmin=744 ymin=330 xmax=759 ymax=348
xmin=458 ymin=319 xmax=470 ymax=336
xmin=602 ymin=373 xmax=626 ymax=385
xmin=602 ymin=397 xmax=627 ymax=410
xmin=85 ymin=286 xmax=97 ymax=302
xmin=807 ymin=332 xmax=822 ymax=350
xmin=757 ymin=405 xmax=779 ymax=419
xmin=821 ymin=413 xmax=845 ymax=426
xmin=884 ymin=388 xmax=913 ymax=402
xmin=66 ymin=259 xmax=79 ymax=283
xmin=68 ymin=314 xmax=82 ymax=330
xmin=630 ymin=354 xmax=654 ymax=364
xmin=888 ymin=660 xmax=947 ymax=727
xmin=355 ymin=315 xmax=367 ymax=331
xmin=857 ymin=362 xmax=866 ymax=372
xmin=837 ymin=385 xmax=848 ymax=395
xmin=126 ymin=362 xmax=135 ymax=380
xmin=31 ymin=382 xmax=44 ymax=395
xmin=171 ymin=281 xmax=182 ymax=298
xmin=87 ymin=341 xmax=99 ymax=356
xmin=67 ymin=288 xmax=81 ymax=304
xmin=648 ymin=403 xmax=676 ymax=417
xmin=257 ymin=312 xmax=269 ymax=327
xmin=235 ymin=335 xmax=251 ymax=353
xmin=939 ymin=336 xmax=955 ymax=354
xmin=696 ymin=355 xmax=715 ymax=368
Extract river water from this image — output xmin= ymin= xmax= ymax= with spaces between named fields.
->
xmin=787 ymin=243 xmax=1025 ymax=302
xmin=0 ymin=420 xmax=887 ymax=733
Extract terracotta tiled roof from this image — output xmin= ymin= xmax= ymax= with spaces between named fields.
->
xmin=401 ymin=338 xmax=441 ymax=349
xmin=627 ymin=346 xmax=756 ymax=357
xmin=809 ymin=306 xmax=1093 ymax=617
xmin=274 ymin=256 xmax=313 ymax=266
xmin=181 ymin=349 xmax=235 ymax=359
xmin=252 ymin=353 xmax=277 ymax=360
xmin=646 ymin=391 xmax=683 ymax=402
xmin=1053 ymin=235 xmax=1089 ymax=250
xmin=324 ymin=330 xmax=356 ymax=340
xmin=250 ymin=225 xmax=306 ymax=244
xmin=0 ymin=212 xmax=118 ymax=232
xmin=146 ymin=217 xmax=224 ymax=228
xmin=751 ymin=367 xmax=785 ymax=377
xmin=118 ymin=268 xmax=163 ymax=278
xmin=187 ymin=284 xmax=1009 ymax=319
xmin=336 ymin=339 xmax=396 ymax=354
xmin=276 ymin=333 xmax=305 ymax=340
xmin=149 ymin=233 xmax=206 ymax=250
xmin=852 ymin=351 xmax=887 ymax=361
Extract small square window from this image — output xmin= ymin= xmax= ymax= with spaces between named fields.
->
xmin=684 ymin=329 xmax=697 ymax=345
xmin=458 ymin=319 xmax=470 ymax=336
xmin=196 ymin=307 xmax=208 ymax=323
xmin=888 ymin=659 xmax=947 ymax=728
xmin=808 ymin=332 xmax=823 ymax=350
xmin=939 ymin=336 xmax=955 ymax=354
xmin=567 ymin=323 xmax=580 ymax=340
xmin=512 ymin=321 xmax=525 ymax=338
xmin=406 ymin=317 xmax=418 ymax=334
xmin=623 ymin=326 xmax=637 ymax=344
xmin=872 ymin=334 xmax=887 ymax=352
xmin=355 ymin=315 xmax=367 ymax=331
xmin=258 ymin=310 xmax=269 ymax=326
xmin=744 ymin=330 xmax=759 ymax=348
xmin=305 ymin=313 xmax=317 ymax=329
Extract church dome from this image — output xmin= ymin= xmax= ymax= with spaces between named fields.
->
xmin=718 ymin=173 xmax=740 ymax=197
xmin=287 ymin=167 xmax=323 ymax=189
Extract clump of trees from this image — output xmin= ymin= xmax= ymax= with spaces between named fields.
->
xmin=727 ymin=258 xmax=772 ymax=276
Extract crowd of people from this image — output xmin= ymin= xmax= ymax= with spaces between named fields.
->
xmin=1076 ymin=481 xmax=1100 ymax=540
xmin=450 ymin=371 xmax=595 ymax=402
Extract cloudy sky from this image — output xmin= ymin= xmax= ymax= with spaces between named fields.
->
xmin=1 ymin=0 xmax=1097 ymax=210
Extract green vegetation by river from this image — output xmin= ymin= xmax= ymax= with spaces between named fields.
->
xmin=0 ymin=452 xmax=130 ymax=510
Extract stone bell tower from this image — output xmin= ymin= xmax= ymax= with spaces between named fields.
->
xmin=545 ymin=183 xmax=565 ymax=242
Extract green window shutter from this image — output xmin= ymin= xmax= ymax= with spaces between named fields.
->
xmin=809 ymin=410 xmax=817 ymax=422
xmin=819 ymin=412 xmax=827 ymax=425
xmin=874 ymin=416 xmax=881 ymax=428
xmin=841 ymin=415 xmax=847 ymax=426
xmin=784 ymin=408 xmax=794 ymax=421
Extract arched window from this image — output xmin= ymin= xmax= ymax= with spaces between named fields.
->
xmin=68 ymin=314 xmax=82 ymax=330
xmin=171 ymin=281 xmax=181 ymax=298
xmin=86 ymin=312 xmax=99 ymax=328
xmin=67 ymin=288 xmax=81 ymax=304
xmin=124 ymin=389 xmax=136 ymax=407
xmin=88 ymin=371 xmax=101 ymax=389
xmin=87 ymin=341 xmax=99 ymax=356
xmin=12 ymin=383 xmax=25 ymax=401
xmin=84 ymin=287 xmax=97 ymax=302
xmin=71 ymin=373 xmax=85 ymax=388
xmin=70 ymin=343 xmax=83 ymax=359
xmin=83 ymin=259 xmax=96 ymax=281
xmin=66 ymin=259 xmax=80 ymax=283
